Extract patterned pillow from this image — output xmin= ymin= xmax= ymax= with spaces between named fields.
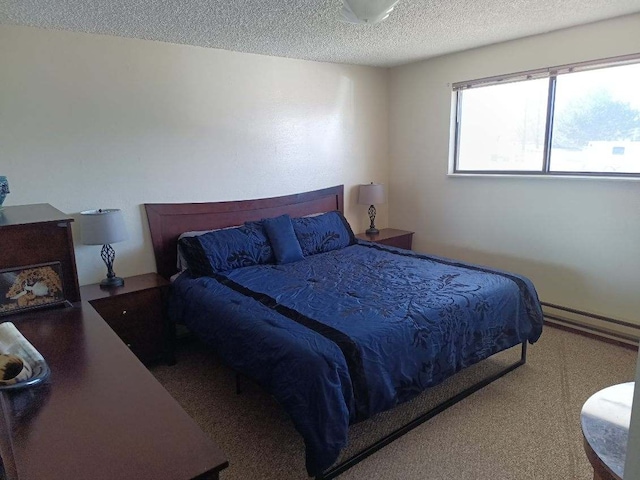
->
xmin=292 ymin=211 xmax=356 ymax=257
xmin=179 ymin=222 xmax=274 ymax=276
xmin=176 ymin=225 xmax=240 ymax=271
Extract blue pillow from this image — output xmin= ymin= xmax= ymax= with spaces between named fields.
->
xmin=262 ymin=215 xmax=304 ymax=264
xmin=292 ymin=211 xmax=356 ymax=257
xmin=179 ymin=222 xmax=274 ymax=276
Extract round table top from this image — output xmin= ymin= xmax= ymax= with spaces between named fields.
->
xmin=581 ymin=382 xmax=634 ymax=480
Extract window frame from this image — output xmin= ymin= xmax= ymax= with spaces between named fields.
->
xmin=451 ymin=53 xmax=640 ymax=178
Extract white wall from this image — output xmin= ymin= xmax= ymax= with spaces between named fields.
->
xmin=389 ymin=14 xmax=640 ymax=325
xmin=0 ymin=25 xmax=389 ymax=285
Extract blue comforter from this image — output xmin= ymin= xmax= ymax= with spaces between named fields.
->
xmin=169 ymin=242 xmax=543 ymax=476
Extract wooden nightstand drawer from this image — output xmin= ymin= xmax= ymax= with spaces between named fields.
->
xmin=356 ymin=228 xmax=414 ymax=250
xmin=91 ymin=289 xmax=160 ymax=331
xmin=376 ymin=234 xmax=412 ymax=250
xmin=91 ymin=289 xmax=165 ymax=363
xmin=81 ymin=273 xmax=172 ymax=365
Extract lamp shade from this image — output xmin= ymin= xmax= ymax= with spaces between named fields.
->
xmin=80 ymin=209 xmax=128 ymax=245
xmin=342 ymin=0 xmax=399 ymax=24
xmin=358 ymin=183 xmax=386 ymax=205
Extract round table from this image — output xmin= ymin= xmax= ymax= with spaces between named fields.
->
xmin=581 ymin=382 xmax=634 ymax=480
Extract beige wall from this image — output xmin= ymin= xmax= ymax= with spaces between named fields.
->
xmin=389 ymin=14 xmax=640 ymax=325
xmin=3 ymin=16 xmax=638 ymax=324
xmin=0 ymin=25 xmax=389 ymax=285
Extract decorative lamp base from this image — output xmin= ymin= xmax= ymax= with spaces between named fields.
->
xmin=99 ymin=243 xmax=124 ymax=289
xmin=366 ymin=204 xmax=379 ymax=236
xmin=100 ymin=276 xmax=124 ymax=288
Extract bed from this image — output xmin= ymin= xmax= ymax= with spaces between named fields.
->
xmin=145 ymin=185 xmax=543 ymax=479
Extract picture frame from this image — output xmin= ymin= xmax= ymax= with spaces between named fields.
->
xmin=0 ymin=262 xmax=66 ymax=317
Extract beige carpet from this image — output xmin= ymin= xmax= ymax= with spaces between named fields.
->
xmin=151 ymin=326 xmax=636 ymax=480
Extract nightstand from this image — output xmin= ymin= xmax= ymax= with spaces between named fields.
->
xmin=355 ymin=228 xmax=414 ymax=250
xmin=81 ymin=272 xmax=174 ymax=365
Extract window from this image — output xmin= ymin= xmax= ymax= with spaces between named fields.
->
xmin=453 ymin=55 xmax=640 ymax=176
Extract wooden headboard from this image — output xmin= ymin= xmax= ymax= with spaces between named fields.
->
xmin=145 ymin=185 xmax=344 ymax=280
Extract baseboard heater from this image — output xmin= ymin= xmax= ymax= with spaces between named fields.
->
xmin=541 ymin=301 xmax=639 ymax=347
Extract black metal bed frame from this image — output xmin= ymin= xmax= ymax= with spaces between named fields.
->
xmin=233 ymin=342 xmax=527 ymax=478
xmin=314 ymin=341 xmax=528 ymax=480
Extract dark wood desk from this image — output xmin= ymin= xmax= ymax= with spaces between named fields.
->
xmin=581 ymin=382 xmax=632 ymax=480
xmin=0 ymin=303 xmax=228 ymax=480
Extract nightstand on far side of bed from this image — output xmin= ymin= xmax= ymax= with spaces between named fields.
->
xmin=356 ymin=228 xmax=414 ymax=250
xmin=81 ymin=272 xmax=175 ymax=366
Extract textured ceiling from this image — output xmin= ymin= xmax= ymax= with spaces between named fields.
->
xmin=2 ymin=0 xmax=640 ymax=67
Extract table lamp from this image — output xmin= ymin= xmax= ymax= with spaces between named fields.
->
xmin=80 ymin=209 xmax=128 ymax=288
xmin=358 ymin=183 xmax=386 ymax=235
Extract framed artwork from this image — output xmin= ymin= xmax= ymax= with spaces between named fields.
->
xmin=0 ymin=262 xmax=66 ymax=316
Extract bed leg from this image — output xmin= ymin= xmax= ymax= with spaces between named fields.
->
xmin=521 ymin=341 xmax=527 ymax=364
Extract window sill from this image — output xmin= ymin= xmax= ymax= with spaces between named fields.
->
xmin=448 ymin=172 xmax=640 ymax=181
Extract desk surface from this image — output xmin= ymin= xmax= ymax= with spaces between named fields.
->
xmin=0 ymin=303 xmax=228 ymax=480
xmin=581 ymin=382 xmax=633 ymax=480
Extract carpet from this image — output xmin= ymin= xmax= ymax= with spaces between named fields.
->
xmin=151 ymin=326 xmax=636 ymax=479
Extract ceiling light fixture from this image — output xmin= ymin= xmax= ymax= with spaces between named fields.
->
xmin=341 ymin=0 xmax=400 ymax=25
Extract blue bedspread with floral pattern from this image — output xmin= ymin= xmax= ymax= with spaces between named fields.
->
xmin=169 ymin=242 xmax=543 ymax=476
